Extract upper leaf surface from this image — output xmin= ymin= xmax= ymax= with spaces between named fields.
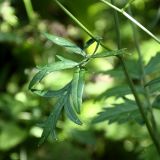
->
xmin=28 ymin=60 xmax=78 ymax=89
xmin=44 ymin=33 xmax=86 ymax=56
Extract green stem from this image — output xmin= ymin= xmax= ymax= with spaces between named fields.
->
xmin=55 ymin=0 xmax=111 ymax=51
xmin=111 ymin=0 xmax=121 ymax=49
xmin=23 ymin=0 xmax=36 ymax=22
xmin=99 ymin=0 xmax=160 ymax=44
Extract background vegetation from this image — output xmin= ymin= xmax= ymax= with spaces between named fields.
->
xmin=0 ymin=0 xmax=160 ymax=159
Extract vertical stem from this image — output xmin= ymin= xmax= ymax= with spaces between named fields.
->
xmin=23 ymin=0 xmax=36 ymax=22
xmin=111 ymin=0 xmax=121 ymax=49
xmin=119 ymin=56 xmax=160 ymax=155
xmin=128 ymin=6 xmax=158 ymax=132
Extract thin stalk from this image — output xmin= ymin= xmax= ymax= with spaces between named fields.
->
xmin=55 ymin=0 xmax=160 ymax=154
xmin=111 ymin=0 xmax=121 ymax=49
xmin=99 ymin=0 xmax=160 ymax=44
xmin=55 ymin=0 xmax=111 ymax=51
xmin=128 ymin=6 xmax=158 ymax=134
xmin=23 ymin=0 xmax=36 ymax=22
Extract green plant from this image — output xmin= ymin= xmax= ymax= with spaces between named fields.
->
xmin=29 ymin=0 xmax=160 ymax=156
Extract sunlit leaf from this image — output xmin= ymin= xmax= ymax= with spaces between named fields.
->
xmin=44 ymin=33 xmax=86 ymax=56
xmin=92 ymin=48 xmax=127 ymax=58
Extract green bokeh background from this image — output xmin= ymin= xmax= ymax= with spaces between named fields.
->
xmin=0 ymin=0 xmax=160 ymax=159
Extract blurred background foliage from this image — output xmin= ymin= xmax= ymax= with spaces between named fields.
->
xmin=0 ymin=0 xmax=160 ymax=159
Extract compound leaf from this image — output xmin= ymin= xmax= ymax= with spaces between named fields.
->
xmin=96 ymin=85 xmax=131 ymax=101
xmin=96 ymin=85 xmax=144 ymax=101
xmin=92 ymin=102 xmax=143 ymax=125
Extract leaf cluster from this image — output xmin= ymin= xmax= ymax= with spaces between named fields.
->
xmin=29 ymin=33 xmax=127 ymax=144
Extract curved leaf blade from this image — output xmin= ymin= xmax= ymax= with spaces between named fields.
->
xmin=31 ymin=82 xmax=71 ymax=98
xmin=71 ymin=68 xmax=80 ymax=113
xmin=64 ymin=94 xmax=82 ymax=125
xmin=28 ymin=69 xmax=47 ymax=90
xmin=77 ymin=68 xmax=85 ymax=114
xmin=29 ymin=60 xmax=78 ymax=89
xmin=44 ymin=33 xmax=86 ymax=56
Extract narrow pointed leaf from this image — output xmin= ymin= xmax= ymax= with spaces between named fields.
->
xmin=64 ymin=94 xmax=82 ymax=125
xmin=77 ymin=68 xmax=85 ymax=114
xmin=38 ymin=97 xmax=64 ymax=145
xmin=92 ymin=48 xmax=127 ymax=58
xmin=44 ymin=33 xmax=86 ymax=56
xmin=71 ymin=68 xmax=80 ymax=113
xmin=29 ymin=60 xmax=78 ymax=89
